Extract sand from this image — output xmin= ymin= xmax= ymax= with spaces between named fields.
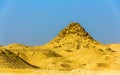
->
xmin=0 ymin=69 xmax=120 ymax=75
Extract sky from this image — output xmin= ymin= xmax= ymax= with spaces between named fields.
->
xmin=0 ymin=0 xmax=120 ymax=46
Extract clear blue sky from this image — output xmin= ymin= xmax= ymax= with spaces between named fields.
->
xmin=0 ymin=0 xmax=120 ymax=46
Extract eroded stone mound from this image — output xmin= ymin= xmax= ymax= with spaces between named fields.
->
xmin=48 ymin=22 xmax=100 ymax=50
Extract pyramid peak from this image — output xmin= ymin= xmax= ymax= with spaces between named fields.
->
xmin=58 ymin=22 xmax=86 ymax=37
xmin=67 ymin=22 xmax=82 ymax=28
xmin=66 ymin=22 xmax=84 ymax=31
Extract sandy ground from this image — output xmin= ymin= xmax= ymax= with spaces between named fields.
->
xmin=0 ymin=69 xmax=120 ymax=75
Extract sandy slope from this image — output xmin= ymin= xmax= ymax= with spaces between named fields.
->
xmin=107 ymin=44 xmax=120 ymax=51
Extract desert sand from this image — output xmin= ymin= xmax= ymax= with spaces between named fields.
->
xmin=0 ymin=22 xmax=120 ymax=75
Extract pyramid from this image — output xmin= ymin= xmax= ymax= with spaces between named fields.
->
xmin=48 ymin=22 xmax=100 ymax=50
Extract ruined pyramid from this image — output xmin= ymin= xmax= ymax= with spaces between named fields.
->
xmin=46 ymin=22 xmax=101 ymax=50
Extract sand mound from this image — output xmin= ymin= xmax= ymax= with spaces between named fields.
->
xmin=0 ymin=48 xmax=39 ymax=69
xmin=5 ymin=43 xmax=31 ymax=49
